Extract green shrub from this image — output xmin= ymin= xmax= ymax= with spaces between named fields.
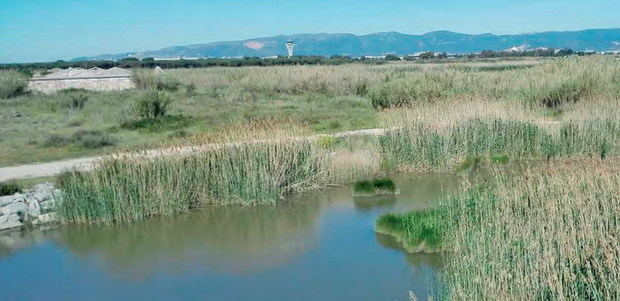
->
xmin=372 ymin=178 xmax=396 ymax=192
xmin=134 ymin=91 xmax=174 ymax=119
xmin=353 ymin=178 xmax=397 ymax=195
xmin=121 ymin=115 xmax=191 ymax=132
xmin=46 ymin=91 xmax=89 ymax=112
xmin=43 ymin=130 xmax=115 ymax=149
xmin=353 ymin=180 xmax=375 ymax=193
xmin=0 ymin=182 xmax=21 ymax=196
xmin=72 ymin=130 xmax=115 ymax=148
xmin=43 ymin=134 xmax=72 ymax=147
xmin=0 ymin=71 xmax=28 ymax=99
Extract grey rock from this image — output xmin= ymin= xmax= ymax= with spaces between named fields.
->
xmin=34 ymin=213 xmax=57 ymax=225
xmin=1 ymin=202 xmax=28 ymax=216
xmin=0 ymin=194 xmax=26 ymax=206
xmin=40 ymin=200 xmax=56 ymax=213
xmin=0 ymin=214 xmax=22 ymax=230
xmin=32 ymin=191 xmax=53 ymax=202
xmin=26 ymin=199 xmax=41 ymax=217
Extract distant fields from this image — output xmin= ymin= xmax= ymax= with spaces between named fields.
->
xmin=0 ymin=58 xmax=557 ymax=166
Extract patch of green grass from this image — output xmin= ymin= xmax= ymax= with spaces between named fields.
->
xmin=316 ymin=136 xmax=338 ymax=149
xmin=0 ymin=182 xmax=21 ymax=196
xmin=120 ymin=115 xmax=192 ymax=132
xmin=457 ymin=156 xmax=482 ymax=171
xmin=43 ymin=130 xmax=115 ymax=149
xmin=353 ymin=177 xmax=397 ymax=196
xmin=372 ymin=177 xmax=396 ymax=192
xmin=375 ymin=208 xmax=446 ymax=253
xmin=353 ymin=180 xmax=375 ymax=194
xmin=490 ymin=153 xmax=510 ymax=164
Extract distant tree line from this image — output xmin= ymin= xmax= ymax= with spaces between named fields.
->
xmin=0 ymin=56 xmax=382 ymax=73
xmin=0 ymin=48 xmax=607 ymax=72
xmin=472 ymin=48 xmax=587 ymax=58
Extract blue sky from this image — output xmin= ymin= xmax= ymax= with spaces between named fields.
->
xmin=1 ymin=0 xmax=619 ymax=63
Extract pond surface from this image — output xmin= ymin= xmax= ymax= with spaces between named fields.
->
xmin=0 ymin=174 xmax=464 ymax=300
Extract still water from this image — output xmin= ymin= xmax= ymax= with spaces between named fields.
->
xmin=0 ymin=174 xmax=463 ymax=300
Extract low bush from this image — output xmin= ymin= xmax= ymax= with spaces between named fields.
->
xmin=43 ymin=130 xmax=115 ymax=149
xmin=121 ymin=115 xmax=191 ymax=132
xmin=72 ymin=130 xmax=115 ymax=148
xmin=0 ymin=70 xmax=29 ymax=99
xmin=43 ymin=134 xmax=72 ymax=147
xmin=133 ymin=91 xmax=174 ymax=119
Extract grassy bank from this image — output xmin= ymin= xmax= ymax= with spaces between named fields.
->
xmin=376 ymin=159 xmax=620 ymax=299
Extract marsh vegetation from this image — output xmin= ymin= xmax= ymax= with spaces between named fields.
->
xmin=2 ymin=56 xmax=620 ymax=299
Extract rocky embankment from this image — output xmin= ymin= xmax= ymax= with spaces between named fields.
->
xmin=0 ymin=183 xmax=59 ymax=232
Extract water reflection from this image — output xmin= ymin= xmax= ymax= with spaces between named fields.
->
xmin=0 ymin=172 xmax=471 ymax=300
xmin=353 ymin=195 xmax=397 ymax=211
xmin=52 ymin=199 xmax=334 ymax=279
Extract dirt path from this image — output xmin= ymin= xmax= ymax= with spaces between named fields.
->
xmin=0 ymin=128 xmax=389 ymax=182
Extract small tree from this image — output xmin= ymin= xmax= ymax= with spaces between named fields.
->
xmin=418 ymin=52 xmax=435 ymax=60
xmin=384 ymin=54 xmax=401 ymax=61
xmin=134 ymin=91 xmax=174 ymax=119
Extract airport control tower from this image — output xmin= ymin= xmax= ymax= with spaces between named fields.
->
xmin=285 ymin=40 xmax=295 ymax=58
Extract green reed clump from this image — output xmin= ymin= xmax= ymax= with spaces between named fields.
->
xmin=132 ymin=69 xmax=181 ymax=91
xmin=380 ymin=118 xmax=619 ymax=170
xmin=57 ymin=139 xmax=330 ymax=224
xmin=353 ymin=177 xmax=397 ymax=196
xmin=375 ymin=208 xmax=447 ymax=253
xmin=368 ymin=71 xmax=460 ymax=109
xmin=439 ymin=161 xmax=620 ymax=300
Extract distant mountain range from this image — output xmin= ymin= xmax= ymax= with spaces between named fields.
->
xmin=74 ymin=28 xmax=620 ymax=61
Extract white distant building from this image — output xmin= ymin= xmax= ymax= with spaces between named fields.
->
xmin=152 ymin=57 xmax=203 ymax=61
xmin=28 ymin=67 xmax=134 ymax=93
xmin=505 ymin=44 xmax=530 ymax=52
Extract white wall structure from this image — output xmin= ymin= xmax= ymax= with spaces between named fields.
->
xmin=28 ymin=67 xmax=135 ymax=93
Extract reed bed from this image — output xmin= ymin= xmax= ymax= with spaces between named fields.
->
xmin=441 ymin=159 xmax=620 ymax=300
xmin=380 ymin=117 xmax=620 ymax=171
xmin=57 ymin=135 xmax=381 ymax=224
